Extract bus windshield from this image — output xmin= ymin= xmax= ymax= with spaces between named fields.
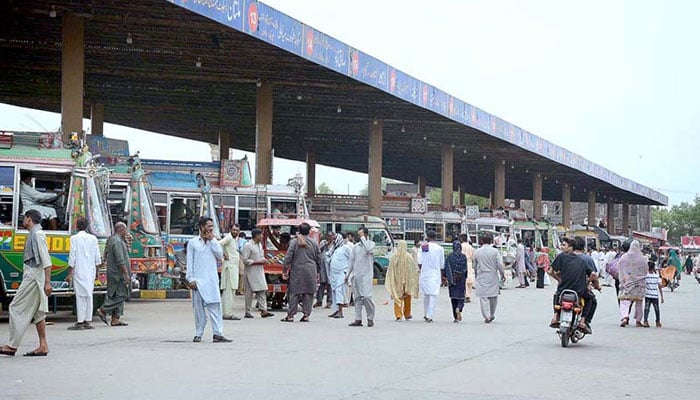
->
xmin=139 ymin=181 xmax=160 ymax=235
xmin=84 ymin=177 xmax=113 ymax=238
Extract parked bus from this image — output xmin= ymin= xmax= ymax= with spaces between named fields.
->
xmin=311 ymin=214 xmax=394 ymax=280
xmin=0 ymin=131 xmax=113 ymax=309
xmin=106 ymin=156 xmax=307 ymax=289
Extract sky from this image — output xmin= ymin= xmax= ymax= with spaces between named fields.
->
xmin=2 ymin=0 xmax=699 ymax=206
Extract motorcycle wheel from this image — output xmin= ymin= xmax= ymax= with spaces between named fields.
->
xmin=560 ymin=327 xmax=570 ymax=348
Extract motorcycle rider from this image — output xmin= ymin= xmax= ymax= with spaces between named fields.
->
xmin=549 ymin=237 xmax=601 ymax=334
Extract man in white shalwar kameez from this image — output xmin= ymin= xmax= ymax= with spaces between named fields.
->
xmin=419 ymin=230 xmax=445 ymax=323
xmin=1 ymin=210 xmax=53 ymax=357
xmin=187 ymin=217 xmax=232 ymax=343
xmin=219 ymin=223 xmax=242 ymax=320
xmin=328 ymin=233 xmax=353 ymax=318
xmin=66 ymin=217 xmax=101 ymax=330
xmin=515 ymin=239 xmax=527 ymax=288
xmin=347 ymin=227 xmax=376 ymax=327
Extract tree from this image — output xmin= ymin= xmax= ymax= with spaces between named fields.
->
xmin=427 ymin=188 xmax=489 ymax=208
xmin=316 ymin=182 xmax=333 ymax=194
xmin=651 ymin=196 xmax=700 ymax=243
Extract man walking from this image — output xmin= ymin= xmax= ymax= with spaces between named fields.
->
xmin=97 ymin=222 xmax=131 ymax=327
xmin=419 ymin=230 xmax=444 ymax=323
xmin=219 ymin=223 xmax=242 ymax=320
xmin=0 ymin=210 xmax=52 ymax=357
xmin=347 ymin=227 xmax=376 ymax=327
xmin=66 ymin=217 xmax=101 ymax=330
xmin=514 ymin=238 xmax=527 ymax=288
xmin=241 ymin=228 xmax=274 ymax=319
xmin=280 ymin=222 xmax=322 ymax=322
xmin=187 ymin=217 xmax=232 ymax=343
xmin=474 ymin=233 xmax=506 ymax=323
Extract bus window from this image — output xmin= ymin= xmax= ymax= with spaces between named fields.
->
xmin=152 ymin=192 xmax=167 ymax=232
xmin=238 ymin=209 xmax=256 ymax=231
xmin=18 ymin=169 xmax=70 ymax=230
xmin=169 ymin=196 xmax=200 ymax=235
xmin=107 ymin=183 xmax=129 ymax=224
xmin=0 ymin=166 xmax=14 ymax=226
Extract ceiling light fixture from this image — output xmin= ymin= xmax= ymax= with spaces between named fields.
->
xmin=126 ymin=33 xmax=133 ymax=45
xmin=49 ymin=6 xmax=57 ymax=18
xmin=401 ymin=125 xmax=405 ymax=133
xmin=296 ymin=94 xmax=303 ymax=100
xmin=423 ymin=135 xmax=427 ymax=141
xmin=463 ymin=149 xmax=467 ymax=154
xmin=256 ymin=79 xmax=262 ymax=87
xmin=451 ymin=144 xmax=455 ymax=149
xmin=195 ymin=57 xmax=202 ymax=68
xmin=337 ymin=105 xmax=342 ymax=113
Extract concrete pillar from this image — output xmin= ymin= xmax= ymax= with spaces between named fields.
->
xmin=457 ymin=185 xmax=465 ymax=207
xmin=492 ymin=161 xmax=506 ymax=208
xmin=417 ymin=176 xmax=426 ymax=197
xmin=587 ymin=190 xmax=597 ymax=227
xmin=306 ymin=151 xmax=316 ymax=196
xmin=607 ymin=199 xmax=615 ymax=233
xmin=255 ymin=83 xmax=273 ymax=184
xmin=532 ymin=174 xmax=543 ymax=220
xmin=61 ymin=13 xmax=85 ymax=142
xmin=441 ymin=144 xmax=454 ymax=210
xmin=562 ymin=184 xmax=571 ymax=229
xmin=90 ymin=103 xmax=104 ymax=136
xmin=513 ymin=198 xmax=521 ymax=210
xmin=622 ymin=203 xmax=630 ymax=237
xmin=218 ymin=131 xmax=231 ymax=161
xmin=368 ymin=120 xmax=383 ymax=216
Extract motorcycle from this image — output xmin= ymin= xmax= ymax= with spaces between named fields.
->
xmin=555 ymin=289 xmax=586 ymax=348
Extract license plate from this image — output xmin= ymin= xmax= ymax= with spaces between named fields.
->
xmin=560 ymin=312 xmax=572 ymax=323
xmin=273 ymin=284 xmax=281 ymax=292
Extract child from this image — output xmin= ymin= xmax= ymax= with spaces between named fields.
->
xmin=643 ymin=261 xmax=664 ymax=328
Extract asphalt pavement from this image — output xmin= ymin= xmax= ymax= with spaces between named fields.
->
xmin=1 ymin=277 xmax=698 ymax=400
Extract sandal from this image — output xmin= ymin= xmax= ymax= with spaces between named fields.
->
xmin=299 ymin=315 xmax=310 ymax=322
xmin=111 ymin=321 xmax=129 ymax=327
xmin=280 ymin=316 xmax=294 ymax=322
xmin=0 ymin=345 xmax=17 ymax=356
xmin=96 ymin=308 xmax=109 ymax=326
xmin=620 ymin=317 xmax=629 ymax=327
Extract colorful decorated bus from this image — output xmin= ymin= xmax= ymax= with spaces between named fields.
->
xmin=0 ymin=131 xmax=113 ymax=309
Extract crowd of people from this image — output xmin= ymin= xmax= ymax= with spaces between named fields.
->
xmin=1 ymin=211 xmax=690 ymax=357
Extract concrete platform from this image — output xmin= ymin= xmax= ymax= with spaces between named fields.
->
xmin=1 ymin=277 xmax=698 ymax=400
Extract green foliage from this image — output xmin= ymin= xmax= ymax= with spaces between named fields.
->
xmin=316 ymin=182 xmax=333 ymax=194
xmin=427 ymin=188 xmax=489 ymax=208
xmin=652 ymin=196 xmax=700 ymax=243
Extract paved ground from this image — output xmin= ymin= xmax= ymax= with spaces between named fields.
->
xmin=1 ymin=277 xmax=698 ymax=400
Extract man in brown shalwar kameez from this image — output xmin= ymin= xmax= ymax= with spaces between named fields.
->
xmin=97 ymin=222 xmax=131 ymax=326
xmin=281 ymin=222 xmax=322 ymax=322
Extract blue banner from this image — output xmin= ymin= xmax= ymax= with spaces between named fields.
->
xmin=389 ymin=68 xmax=421 ymax=106
xmin=247 ymin=1 xmax=303 ymax=55
xmin=302 ymin=27 xmax=349 ymax=76
xmin=350 ymin=49 xmax=388 ymax=91
xmin=167 ymin=0 xmax=245 ymax=31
